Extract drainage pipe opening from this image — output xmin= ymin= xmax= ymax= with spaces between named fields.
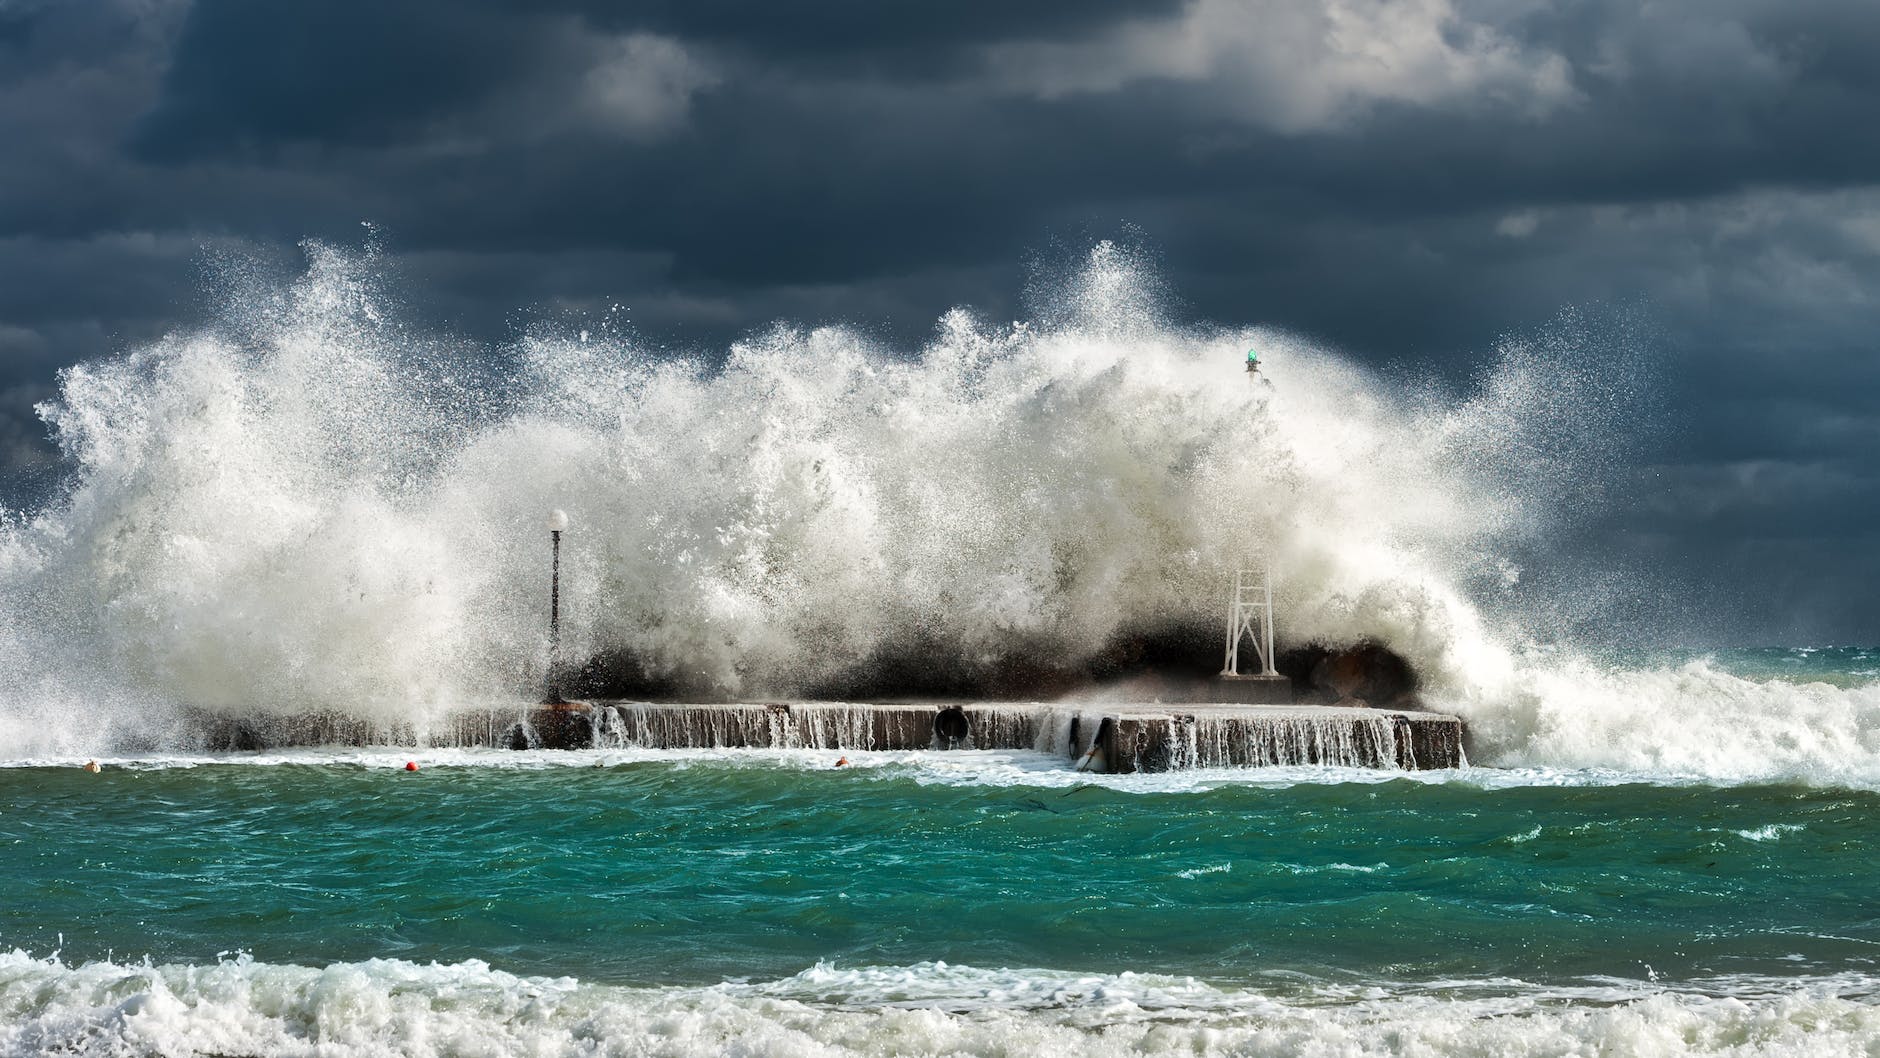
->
xmin=933 ymin=706 xmax=970 ymax=748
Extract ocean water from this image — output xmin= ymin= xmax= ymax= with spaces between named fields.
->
xmin=3 ymin=244 xmax=1879 ymax=1053
xmin=3 ymin=746 xmax=1878 ymax=1056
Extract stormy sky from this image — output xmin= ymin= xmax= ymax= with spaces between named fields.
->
xmin=2 ymin=0 xmax=1877 ymax=642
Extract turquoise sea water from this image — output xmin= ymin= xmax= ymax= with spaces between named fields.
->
xmin=1652 ymin=645 xmax=1880 ymax=687
xmin=5 ymin=760 xmax=1876 ymax=990
xmin=4 ymin=741 xmax=1880 ymax=1056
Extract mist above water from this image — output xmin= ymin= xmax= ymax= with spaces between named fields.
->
xmin=1 ymin=238 xmax=1874 ymax=784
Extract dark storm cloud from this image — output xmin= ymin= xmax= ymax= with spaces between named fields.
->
xmin=129 ymin=0 xmax=551 ymax=155
xmin=2 ymin=0 xmax=1878 ymax=638
xmin=593 ymin=0 xmax=1191 ymax=73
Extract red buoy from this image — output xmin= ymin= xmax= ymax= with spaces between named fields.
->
xmin=405 ymin=761 xmax=418 ymax=772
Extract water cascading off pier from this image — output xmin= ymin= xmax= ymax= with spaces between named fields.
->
xmin=502 ymin=701 xmax=1466 ymax=772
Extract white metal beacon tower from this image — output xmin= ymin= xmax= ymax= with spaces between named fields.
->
xmin=1213 ymin=348 xmax=1290 ymax=703
xmin=1221 ymin=563 xmax=1277 ymax=679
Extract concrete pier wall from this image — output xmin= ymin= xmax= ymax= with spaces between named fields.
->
xmin=576 ymin=702 xmax=1053 ymax=753
xmin=185 ymin=699 xmax=1464 ymax=772
xmin=508 ymin=701 xmax=1465 ymax=772
xmin=192 ymin=708 xmax=517 ymax=752
xmin=1096 ymin=707 xmax=1463 ymax=772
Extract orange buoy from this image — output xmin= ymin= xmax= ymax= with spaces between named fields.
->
xmin=405 ymin=761 xmax=418 ymax=772
xmin=83 ymin=760 xmax=101 ymax=773
xmin=834 ymin=756 xmax=849 ymax=768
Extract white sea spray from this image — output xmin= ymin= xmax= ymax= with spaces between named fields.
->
xmin=0 ymin=240 xmax=1877 ymax=786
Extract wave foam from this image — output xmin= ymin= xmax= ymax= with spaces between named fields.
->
xmin=2 ymin=952 xmax=1875 ymax=1058
xmin=1453 ymin=655 xmax=1880 ymax=786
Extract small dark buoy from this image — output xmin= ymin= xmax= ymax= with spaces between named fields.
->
xmin=405 ymin=761 xmax=418 ymax=772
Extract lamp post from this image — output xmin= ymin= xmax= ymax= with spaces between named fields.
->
xmin=545 ymin=508 xmax=569 ymax=704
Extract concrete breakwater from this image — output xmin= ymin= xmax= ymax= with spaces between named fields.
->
xmin=192 ymin=701 xmax=1464 ymax=772
xmin=515 ymin=701 xmax=1466 ymax=772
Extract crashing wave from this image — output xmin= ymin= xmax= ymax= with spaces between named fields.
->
xmin=0 ymin=238 xmax=1875 ymax=785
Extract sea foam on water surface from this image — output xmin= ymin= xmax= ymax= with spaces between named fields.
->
xmin=2 ymin=951 xmax=1876 ymax=1058
xmin=0 ymin=739 xmax=1856 ymax=793
xmin=0 ymin=239 xmax=1877 ymax=787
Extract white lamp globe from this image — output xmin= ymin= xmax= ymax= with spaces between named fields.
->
xmin=547 ymin=509 xmax=570 ymax=532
